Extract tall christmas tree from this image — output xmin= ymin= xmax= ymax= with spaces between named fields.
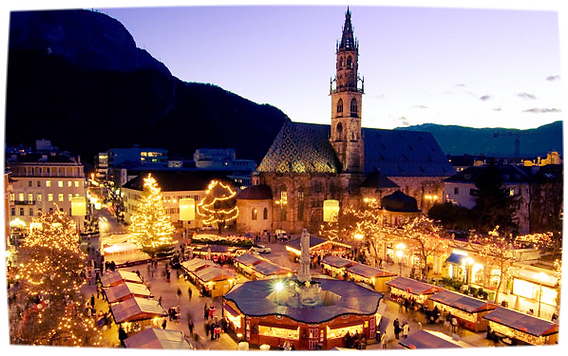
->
xmin=12 ymin=206 xmax=103 ymax=346
xmin=197 ymin=179 xmax=239 ymax=233
xmin=129 ymin=173 xmax=175 ymax=258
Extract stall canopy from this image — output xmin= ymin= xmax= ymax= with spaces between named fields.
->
xmin=100 ymin=270 xmax=143 ymax=287
xmin=321 ymin=255 xmax=356 ymax=269
xmin=445 ymin=253 xmax=468 ymax=264
xmin=429 ymin=290 xmax=498 ymax=313
xmin=483 ymin=307 xmax=559 ymax=337
xmin=104 ymin=281 xmax=152 ymax=304
xmin=110 ymin=296 xmax=166 ymax=324
xmin=194 ymin=266 xmax=237 ymax=282
xmin=235 ymin=253 xmax=265 ymax=267
xmin=399 ymin=329 xmax=470 ymax=349
xmin=181 ymin=258 xmax=215 ymax=273
xmin=253 ymin=260 xmax=292 ymax=277
xmin=285 ymin=235 xmax=352 ymax=255
xmin=386 ymin=277 xmax=442 ymax=296
xmin=347 ymin=264 xmax=397 ymax=279
xmin=124 ymin=328 xmax=192 ymax=349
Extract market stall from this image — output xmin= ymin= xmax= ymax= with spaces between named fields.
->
xmin=346 ymin=264 xmax=397 ymax=292
xmin=100 ymin=269 xmax=143 ymax=288
xmin=428 ymin=289 xmax=498 ymax=332
xmin=104 ymin=281 xmax=153 ymax=304
xmin=234 ymin=253 xmax=265 ymax=278
xmin=399 ymin=329 xmax=471 ymax=349
xmin=252 ymin=260 xmax=292 ymax=280
xmin=483 ymin=307 xmax=559 ymax=345
xmin=285 ymin=235 xmax=352 ymax=262
xmin=192 ymin=265 xmax=237 ymax=297
xmin=320 ymin=255 xmax=356 ymax=279
xmin=386 ymin=276 xmax=442 ymax=305
xmin=123 ymin=327 xmax=193 ymax=349
xmin=109 ymin=296 xmax=167 ymax=335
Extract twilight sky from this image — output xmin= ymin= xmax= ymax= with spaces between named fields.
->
xmin=4 ymin=1 xmax=566 ymax=130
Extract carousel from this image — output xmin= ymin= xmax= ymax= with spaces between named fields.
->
xmin=223 ymin=229 xmax=385 ymax=350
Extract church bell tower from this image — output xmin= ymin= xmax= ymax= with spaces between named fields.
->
xmin=330 ymin=7 xmax=364 ymax=174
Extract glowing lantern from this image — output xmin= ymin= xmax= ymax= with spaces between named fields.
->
xmin=323 ymin=199 xmax=339 ymax=222
xmin=179 ymin=198 xmax=196 ymax=221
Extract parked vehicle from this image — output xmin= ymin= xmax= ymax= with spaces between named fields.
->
xmin=250 ymin=244 xmax=271 ymax=254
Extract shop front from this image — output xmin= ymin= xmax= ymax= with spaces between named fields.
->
xmin=483 ymin=307 xmax=559 ymax=345
xmin=346 ymin=264 xmax=397 ymax=292
xmin=428 ymin=289 xmax=498 ymax=332
xmin=320 ymin=255 xmax=356 ymax=279
xmin=386 ymin=276 xmax=442 ymax=305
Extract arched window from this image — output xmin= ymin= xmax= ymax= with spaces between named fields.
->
xmin=297 ymin=189 xmax=304 ymax=221
xmin=347 ymin=56 xmax=352 ymax=68
xmin=263 ymin=207 xmax=268 ymax=220
xmin=350 ymin=98 xmax=358 ymax=117
xmin=338 ymin=57 xmax=343 ymax=68
xmin=337 ymin=99 xmax=343 ymax=114
xmin=252 ymin=208 xmax=258 ymax=220
xmin=279 ymin=186 xmax=287 ymax=221
xmin=336 ymin=122 xmax=343 ymax=140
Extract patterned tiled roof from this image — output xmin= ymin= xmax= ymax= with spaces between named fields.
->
xmin=257 ymin=121 xmax=455 ymax=178
xmin=257 ymin=121 xmax=341 ymax=173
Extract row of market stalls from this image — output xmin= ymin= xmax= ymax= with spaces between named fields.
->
xmin=99 ymin=270 xmax=169 ymax=341
xmin=320 ymin=255 xmax=397 ymax=292
xmin=385 ymin=276 xmax=559 ymax=345
xmin=181 ymin=258 xmax=238 ymax=297
xmin=234 ymin=253 xmax=293 ymax=280
xmin=285 ymin=235 xmax=353 ymax=262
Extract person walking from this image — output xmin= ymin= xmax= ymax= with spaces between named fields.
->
xmin=177 ymin=288 xmax=182 ymax=299
xmin=161 ymin=318 xmax=167 ymax=329
xmin=402 ymin=322 xmax=409 ymax=339
xmin=188 ymin=318 xmax=194 ymax=336
xmin=393 ymin=318 xmax=401 ymax=339
xmin=188 ymin=286 xmax=193 ymax=300
xmin=90 ymin=294 xmax=95 ymax=309
xmin=204 ymin=303 xmax=209 ymax=320
xmin=380 ymin=331 xmax=388 ymax=349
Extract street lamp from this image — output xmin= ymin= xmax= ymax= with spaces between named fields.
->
xmin=395 ymin=243 xmax=406 ymax=276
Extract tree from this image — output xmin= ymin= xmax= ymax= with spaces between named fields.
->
xmin=196 ymin=179 xmax=239 ymax=234
xmin=427 ymin=202 xmax=475 ymax=230
xmin=471 ymin=160 xmax=520 ymax=234
xmin=129 ymin=173 xmax=175 ymax=258
xmin=12 ymin=206 xmax=103 ymax=346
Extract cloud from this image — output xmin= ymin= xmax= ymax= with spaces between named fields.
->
xmin=479 ymin=95 xmax=491 ymax=101
xmin=398 ymin=116 xmax=410 ymax=126
xmin=522 ymin=108 xmax=562 ymax=113
xmin=546 ymin=75 xmax=560 ymax=81
xmin=413 ymin=105 xmax=428 ymax=109
xmin=493 ymin=108 xmax=502 ymax=111
xmin=516 ymin=92 xmax=537 ymax=99
xmin=454 ymin=83 xmax=466 ymax=87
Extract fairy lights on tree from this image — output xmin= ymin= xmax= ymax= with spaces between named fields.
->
xmin=129 ymin=173 xmax=175 ymax=258
xmin=12 ymin=206 xmax=103 ymax=346
xmin=197 ymin=179 xmax=239 ymax=233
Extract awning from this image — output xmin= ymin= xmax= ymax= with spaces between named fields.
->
xmin=445 ymin=253 xmax=467 ymax=264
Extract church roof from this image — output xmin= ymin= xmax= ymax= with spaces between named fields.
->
xmin=236 ymin=184 xmax=273 ymax=200
xmin=360 ymin=169 xmax=399 ymax=189
xmin=339 ymin=7 xmax=356 ymax=50
xmin=257 ymin=122 xmax=455 ymax=178
xmin=257 ymin=121 xmax=341 ymax=174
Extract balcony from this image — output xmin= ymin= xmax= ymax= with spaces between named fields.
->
xmin=14 ymin=200 xmax=36 ymax=205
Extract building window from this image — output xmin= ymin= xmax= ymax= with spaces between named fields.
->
xmin=20 ymin=208 xmax=24 ymax=216
xmin=58 ymin=181 xmax=63 ymax=188
xmin=297 ymin=190 xmax=304 ymax=221
xmin=28 ymin=181 xmax=32 ymax=187
xmin=337 ymin=99 xmax=343 ymax=113
xmin=48 ymin=194 xmax=54 ymax=202
xmin=347 ymin=56 xmax=352 ymax=68
xmin=263 ymin=207 xmax=268 ymax=220
xmin=336 ymin=122 xmax=343 ymax=140
xmin=68 ymin=194 xmax=73 ymax=201
xmin=454 ymin=187 xmax=459 ymax=195
xmin=37 ymin=194 xmax=42 ymax=202
xmin=509 ymin=188 xmax=515 ymax=196
xmin=37 ymin=181 xmax=41 ymax=187
xmin=9 ymin=193 xmax=15 ymax=202
xmin=68 ymin=181 xmax=72 ymax=187
xmin=350 ymin=98 xmax=358 ymax=117
xmin=28 ymin=193 xmax=34 ymax=202
xmin=58 ymin=193 xmax=64 ymax=202
xmin=18 ymin=193 xmax=24 ymax=201
xmin=11 ymin=208 xmax=15 ymax=216
xmin=75 ymin=181 xmax=80 ymax=187
xmin=46 ymin=180 xmax=51 ymax=187
xmin=29 ymin=208 xmax=34 ymax=216
xmin=280 ymin=187 xmax=288 ymax=221
xmin=252 ymin=208 xmax=258 ymax=221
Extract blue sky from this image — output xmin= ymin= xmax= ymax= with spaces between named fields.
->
xmin=2 ymin=1 xmax=566 ymax=130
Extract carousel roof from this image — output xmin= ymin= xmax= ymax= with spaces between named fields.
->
xmin=124 ymin=328 xmax=192 ymax=349
xmin=386 ymin=276 xmax=442 ymax=296
xmin=429 ymin=290 xmax=498 ymax=314
xmin=483 ymin=307 xmax=559 ymax=337
xmin=110 ymin=297 xmax=166 ymax=324
xmin=223 ymin=277 xmax=383 ymax=324
xmin=100 ymin=269 xmax=143 ymax=287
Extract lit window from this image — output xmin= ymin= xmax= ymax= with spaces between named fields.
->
xmin=37 ymin=194 xmax=42 ymax=202
xmin=58 ymin=181 xmax=63 ymax=188
xmin=509 ymin=189 xmax=515 ymax=196
xmin=9 ymin=193 xmax=15 ymax=202
xmin=48 ymin=194 xmax=54 ymax=202
xmin=18 ymin=193 xmax=24 ymax=201
xmin=28 ymin=193 xmax=34 ymax=202
xmin=252 ymin=208 xmax=258 ymax=220
xmin=46 ymin=180 xmax=51 ymax=187
xmin=68 ymin=194 xmax=73 ymax=201
xmin=68 ymin=181 xmax=72 ymax=187
xmin=58 ymin=193 xmax=64 ymax=202
xmin=75 ymin=181 xmax=80 ymax=187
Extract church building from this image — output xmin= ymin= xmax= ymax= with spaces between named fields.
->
xmin=236 ymin=8 xmax=454 ymax=234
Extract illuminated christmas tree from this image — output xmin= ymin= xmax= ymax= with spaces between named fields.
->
xmin=129 ymin=173 xmax=175 ymax=258
xmin=12 ymin=206 xmax=103 ymax=346
xmin=197 ymin=179 xmax=239 ymax=233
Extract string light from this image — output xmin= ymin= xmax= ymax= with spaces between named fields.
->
xmin=196 ymin=180 xmax=239 ymax=226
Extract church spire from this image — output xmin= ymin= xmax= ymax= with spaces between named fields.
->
xmin=339 ymin=6 xmax=356 ymax=50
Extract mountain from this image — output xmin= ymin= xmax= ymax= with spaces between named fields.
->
xmin=5 ymin=9 xmax=290 ymax=166
xmin=395 ymin=121 xmax=563 ymax=158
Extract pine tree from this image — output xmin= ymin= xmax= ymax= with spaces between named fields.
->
xmin=129 ymin=173 xmax=175 ymax=258
xmin=12 ymin=206 xmax=103 ymax=346
xmin=196 ymin=179 xmax=239 ymax=234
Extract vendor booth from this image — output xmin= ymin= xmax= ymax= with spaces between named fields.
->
xmin=101 ymin=234 xmax=150 ymax=266
xmin=124 ymin=327 xmax=193 ymax=349
xmin=346 ymin=264 xmax=397 ymax=292
xmin=428 ymin=289 xmax=498 ymax=332
xmin=483 ymin=307 xmax=559 ymax=345
xmin=104 ymin=281 xmax=152 ymax=304
xmin=320 ymin=255 xmax=356 ymax=278
xmin=286 ymin=236 xmax=352 ymax=262
xmin=235 ymin=253 xmax=291 ymax=280
xmin=110 ymin=296 xmax=167 ymax=336
xmin=100 ymin=269 xmax=143 ymax=287
xmin=252 ymin=260 xmax=292 ymax=280
xmin=386 ymin=276 xmax=442 ymax=305
xmin=399 ymin=329 xmax=471 ymax=349
xmin=192 ymin=266 xmax=237 ymax=297
xmin=234 ymin=253 xmax=265 ymax=278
